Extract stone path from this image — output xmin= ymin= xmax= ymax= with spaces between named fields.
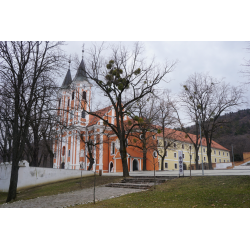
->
xmin=0 ymin=186 xmax=144 ymax=208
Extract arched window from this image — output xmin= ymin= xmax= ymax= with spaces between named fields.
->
xmin=58 ymin=99 xmax=61 ymax=107
xmin=82 ymin=91 xmax=86 ymax=100
xmin=72 ymin=91 xmax=75 ymax=100
xmin=68 ymin=99 xmax=70 ymax=107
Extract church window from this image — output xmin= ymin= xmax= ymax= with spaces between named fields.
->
xmin=58 ymin=99 xmax=61 ymax=107
xmin=111 ymin=142 xmax=115 ymax=155
xmin=68 ymin=99 xmax=70 ymax=107
xmin=82 ymin=110 xmax=85 ymax=119
xmin=72 ymin=91 xmax=75 ymax=100
xmin=68 ymin=150 xmax=70 ymax=157
xmin=82 ymin=91 xmax=86 ymax=100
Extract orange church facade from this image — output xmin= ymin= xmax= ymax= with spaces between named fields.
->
xmin=53 ymin=60 xmax=157 ymax=173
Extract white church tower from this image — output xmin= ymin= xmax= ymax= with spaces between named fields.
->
xmin=53 ymin=53 xmax=93 ymax=170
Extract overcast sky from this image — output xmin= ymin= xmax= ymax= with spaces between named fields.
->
xmin=64 ymin=41 xmax=250 ymax=112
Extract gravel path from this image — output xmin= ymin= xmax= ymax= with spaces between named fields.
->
xmin=0 ymin=186 xmax=144 ymax=208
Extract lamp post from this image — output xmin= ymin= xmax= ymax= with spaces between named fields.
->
xmin=198 ymin=120 xmax=204 ymax=176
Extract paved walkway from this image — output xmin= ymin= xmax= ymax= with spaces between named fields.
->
xmin=0 ymin=186 xmax=143 ymax=208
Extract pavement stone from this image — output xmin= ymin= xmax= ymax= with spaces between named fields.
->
xmin=0 ymin=186 xmax=144 ymax=208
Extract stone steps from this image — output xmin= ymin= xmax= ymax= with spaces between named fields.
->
xmin=105 ymin=176 xmax=178 ymax=189
xmin=105 ymin=182 xmax=153 ymax=189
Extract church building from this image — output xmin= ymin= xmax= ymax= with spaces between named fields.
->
xmin=53 ymin=59 xmax=155 ymax=173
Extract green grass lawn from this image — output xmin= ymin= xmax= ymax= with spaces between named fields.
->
xmin=2 ymin=175 xmax=250 ymax=207
xmin=73 ymin=175 xmax=250 ymax=208
xmin=0 ymin=175 xmax=123 ymax=205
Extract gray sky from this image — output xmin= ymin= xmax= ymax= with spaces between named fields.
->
xmin=64 ymin=41 xmax=250 ymax=111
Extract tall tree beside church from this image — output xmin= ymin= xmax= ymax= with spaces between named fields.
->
xmin=81 ymin=42 xmax=177 ymax=177
xmin=127 ymin=95 xmax=159 ymax=171
xmin=0 ymin=41 xmax=66 ymax=202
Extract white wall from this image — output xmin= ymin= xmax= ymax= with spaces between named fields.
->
xmin=0 ymin=160 xmax=94 ymax=192
xmin=214 ymin=162 xmax=232 ymax=169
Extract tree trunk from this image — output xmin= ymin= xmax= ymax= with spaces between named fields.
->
xmin=6 ymin=161 xmax=19 ymax=202
xmin=195 ymin=147 xmax=199 ymax=170
xmin=120 ymin=139 xmax=129 ymax=177
xmin=207 ymin=143 xmax=212 ymax=169
xmin=161 ymin=155 xmax=166 ymax=171
xmin=143 ymin=146 xmax=147 ymax=171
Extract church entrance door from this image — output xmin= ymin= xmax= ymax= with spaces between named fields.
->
xmin=133 ymin=159 xmax=139 ymax=171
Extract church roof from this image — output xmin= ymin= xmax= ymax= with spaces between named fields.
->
xmin=73 ymin=59 xmax=88 ymax=82
xmin=61 ymin=69 xmax=72 ymax=88
xmin=88 ymin=105 xmax=112 ymax=126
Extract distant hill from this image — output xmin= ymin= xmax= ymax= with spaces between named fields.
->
xmin=184 ymin=109 xmax=250 ymax=161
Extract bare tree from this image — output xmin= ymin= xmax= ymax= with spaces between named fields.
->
xmin=127 ymin=95 xmax=159 ymax=171
xmin=180 ymin=73 xmax=243 ymax=169
xmin=154 ymin=91 xmax=179 ymax=171
xmin=79 ymin=42 xmax=176 ymax=177
xmin=0 ymin=41 xmax=66 ymax=202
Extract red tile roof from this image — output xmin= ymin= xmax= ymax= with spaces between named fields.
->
xmin=157 ymin=127 xmax=229 ymax=151
xmin=88 ymin=105 xmax=112 ymax=126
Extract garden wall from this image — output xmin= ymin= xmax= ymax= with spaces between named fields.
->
xmin=0 ymin=160 xmax=93 ymax=192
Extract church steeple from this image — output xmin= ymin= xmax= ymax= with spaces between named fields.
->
xmin=61 ymin=68 xmax=72 ymax=88
xmin=73 ymin=58 xmax=87 ymax=82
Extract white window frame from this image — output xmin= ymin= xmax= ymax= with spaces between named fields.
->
xmin=219 ymin=151 xmax=221 ymax=155
xmin=214 ymin=150 xmax=216 ymax=154
xmin=174 ymin=163 xmax=177 ymax=169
